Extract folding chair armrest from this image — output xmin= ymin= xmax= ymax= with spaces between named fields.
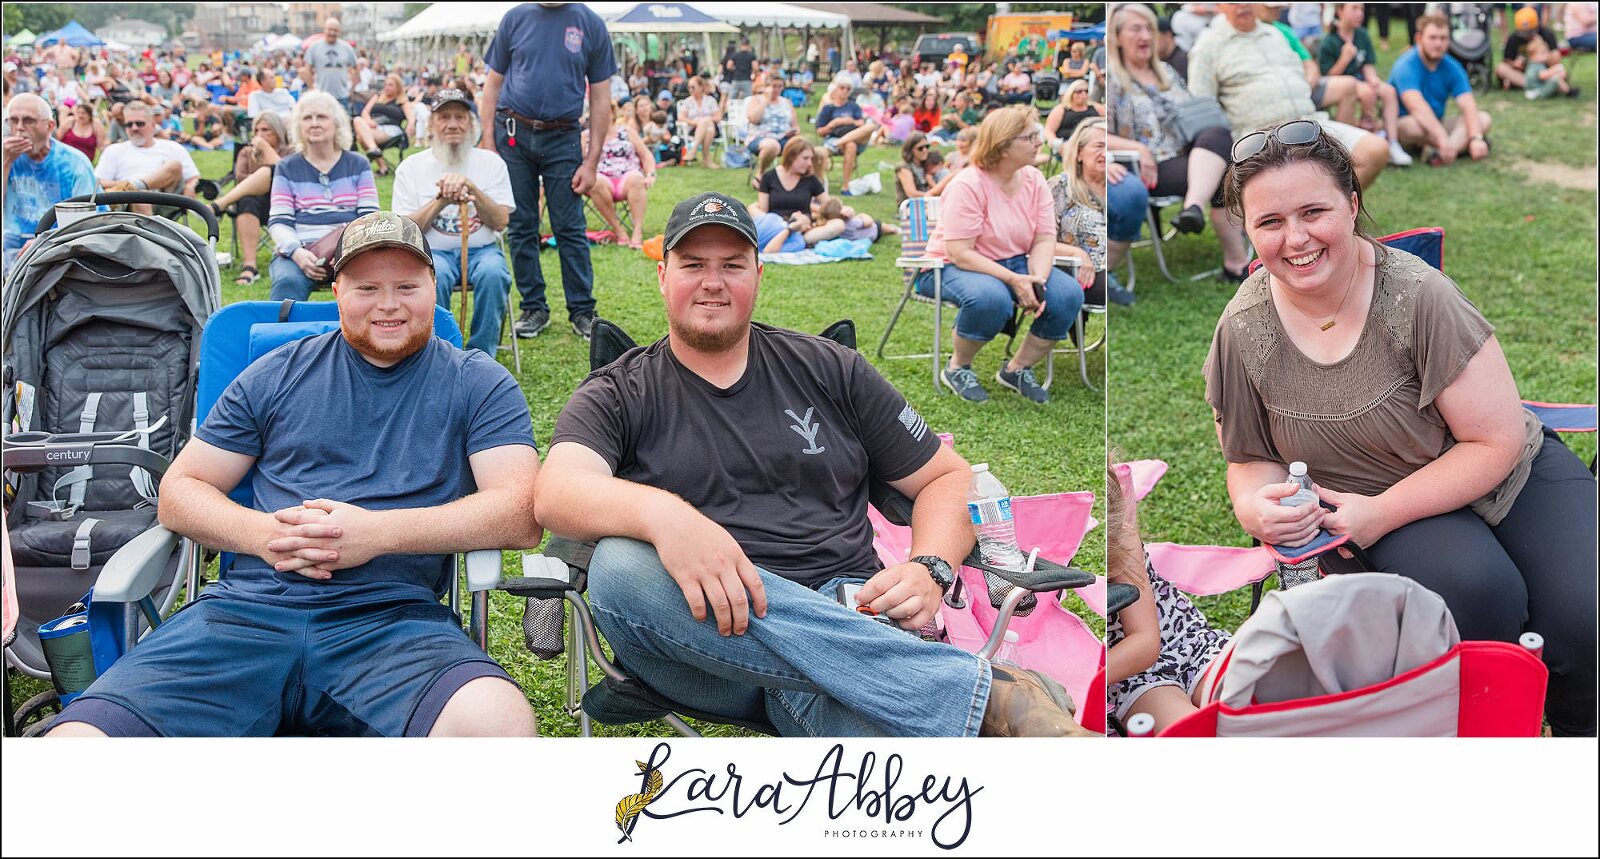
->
xmin=964 ymin=551 xmax=1094 ymax=592
xmin=464 ymin=549 xmax=503 ymax=593
xmin=92 ymin=526 xmax=182 ymax=604
xmin=868 ymin=480 xmax=916 ymax=527
xmin=894 ymin=256 xmax=941 ymax=270
xmin=1106 ymin=581 xmax=1140 ymax=617
xmin=499 ymin=553 xmax=582 ymax=600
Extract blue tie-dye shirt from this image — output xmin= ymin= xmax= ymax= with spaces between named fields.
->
xmin=3 ymin=140 xmax=98 ymax=275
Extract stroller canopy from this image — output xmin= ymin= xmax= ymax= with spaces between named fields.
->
xmin=3 ymin=211 xmax=219 ymax=361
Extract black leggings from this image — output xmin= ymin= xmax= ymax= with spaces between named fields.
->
xmin=1363 ymin=432 xmax=1597 ymax=736
xmin=1152 ymin=124 xmax=1232 ymax=204
xmin=1374 ymin=4 xmax=1421 ymax=42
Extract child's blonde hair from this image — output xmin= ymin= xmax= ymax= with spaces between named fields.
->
xmin=1106 ymin=454 xmax=1149 ymax=592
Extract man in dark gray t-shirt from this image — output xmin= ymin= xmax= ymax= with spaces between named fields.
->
xmin=537 ymin=193 xmax=1090 ymax=737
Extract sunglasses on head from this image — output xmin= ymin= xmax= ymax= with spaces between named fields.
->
xmin=1231 ymin=118 xmax=1320 ymax=163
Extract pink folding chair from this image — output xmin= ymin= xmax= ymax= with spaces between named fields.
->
xmin=869 ymin=435 xmax=1104 ymax=727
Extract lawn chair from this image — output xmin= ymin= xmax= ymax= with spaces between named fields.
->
xmin=879 ymin=197 xmax=1093 ymax=392
xmin=519 ymin=318 xmax=1093 ymax=736
xmin=868 ymin=444 xmax=1102 ymax=729
xmin=1161 ymin=573 xmax=1548 ymax=737
xmin=4 ymin=193 xmax=221 ymax=734
xmin=5 ymin=297 xmax=536 ymax=735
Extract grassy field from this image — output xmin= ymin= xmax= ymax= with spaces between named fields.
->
xmin=7 ymin=93 xmax=1107 ymax=736
xmin=1109 ymin=40 xmax=1598 ymax=634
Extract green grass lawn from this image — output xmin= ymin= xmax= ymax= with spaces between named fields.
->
xmin=1109 ymin=40 xmax=1598 ymax=634
xmin=8 ymin=96 xmax=1106 ymax=737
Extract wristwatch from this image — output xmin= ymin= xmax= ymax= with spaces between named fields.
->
xmin=910 ymin=555 xmax=955 ymax=594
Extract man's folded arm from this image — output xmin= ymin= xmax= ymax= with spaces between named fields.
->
xmin=157 ymin=436 xmax=278 ymax=556
xmin=534 ymin=440 xmax=686 ymax=544
xmin=885 ymin=442 xmax=975 ymax=572
xmin=365 ymin=442 xmax=544 ymax=554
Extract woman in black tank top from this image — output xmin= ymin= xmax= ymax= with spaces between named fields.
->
xmin=354 ymin=73 xmax=415 ymax=176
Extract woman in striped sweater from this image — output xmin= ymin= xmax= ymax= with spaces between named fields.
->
xmin=267 ymin=90 xmax=379 ymax=301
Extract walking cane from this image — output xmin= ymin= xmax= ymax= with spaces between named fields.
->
xmin=458 ymin=199 xmax=471 ymax=328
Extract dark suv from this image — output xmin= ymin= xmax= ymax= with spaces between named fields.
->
xmin=911 ymin=33 xmax=981 ymax=67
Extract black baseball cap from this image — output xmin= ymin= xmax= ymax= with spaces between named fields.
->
xmin=662 ymin=192 xmax=759 ymax=253
xmin=433 ymin=87 xmax=477 ymax=115
xmin=1157 ymin=15 xmax=1173 ymax=34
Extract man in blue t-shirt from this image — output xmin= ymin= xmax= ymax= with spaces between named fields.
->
xmin=481 ymin=2 xmax=616 ymax=343
xmin=49 ymin=213 xmax=544 ymax=738
xmin=3 ymin=93 xmax=98 ymax=276
xmin=814 ymin=79 xmax=877 ymax=189
xmin=1389 ymin=12 xmax=1492 ymax=166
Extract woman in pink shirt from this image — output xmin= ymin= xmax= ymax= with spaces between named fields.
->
xmin=914 ymin=105 xmax=1085 ymax=405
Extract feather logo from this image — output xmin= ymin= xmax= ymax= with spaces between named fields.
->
xmin=615 ymin=759 xmax=665 ymax=843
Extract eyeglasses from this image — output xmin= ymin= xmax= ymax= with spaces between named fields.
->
xmin=124 ymin=120 xmax=148 ymax=129
xmin=318 ymin=172 xmax=333 ymax=200
xmin=914 ymin=143 xmax=929 ymax=151
xmin=1231 ymin=119 xmax=1320 ymax=164
xmin=1013 ymin=130 xmax=1042 ymax=145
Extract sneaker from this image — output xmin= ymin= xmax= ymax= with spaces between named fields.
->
xmin=1387 ymin=139 xmax=1414 ymax=167
xmin=980 ymin=665 xmax=1097 ymax=737
xmin=995 ymin=365 xmax=1049 ymax=404
xmin=940 ymin=365 xmax=989 ymax=403
xmin=570 ymin=312 xmax=596 ymax=341
xmin=1170 ymin=203 xmax=1205 ymax=235
xmin=1107 ymin=272 xmax=1135 ymax=306
xmin=514 ymin=308 xmax=550 ymax=339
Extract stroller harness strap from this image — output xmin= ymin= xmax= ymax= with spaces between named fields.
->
xmin=71 ymin=517 xmax=101 ymax=571
xmin=66 ymin=392 xmax=104 ymax=511
xmin=129 ymin=392 xmax=158 ymax=505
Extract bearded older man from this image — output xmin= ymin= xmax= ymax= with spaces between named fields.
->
xmin=392 ymin=89 xmax=516 ymax=355
xmin=47 ymin=212 xmax=543 ymax=738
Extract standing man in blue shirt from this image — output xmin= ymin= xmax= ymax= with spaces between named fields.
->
xmin=3 ymin=93 xmax=98 ymax=276
xmin=1389 ymin=12 xmax=1492 ymax=167
xmin=481 ymin=2 xmax=615 ymax=342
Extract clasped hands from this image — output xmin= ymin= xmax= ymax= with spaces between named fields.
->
xmin=262 ymin=499 xmax=383 ymax=580
xmin=1245 ymin=481 xmax=1393 ymax=552
xmin=436 ymin=172 xmax=476 ymax=204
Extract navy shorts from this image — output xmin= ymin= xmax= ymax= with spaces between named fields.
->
xmin=54 ymin=594 xmax=516 ymax=737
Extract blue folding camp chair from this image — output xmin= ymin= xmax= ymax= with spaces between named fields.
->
xmin=189 ymin=300 xmax=518 ymax=647
xmin=14 ymin=301 xmax=523 ymax=728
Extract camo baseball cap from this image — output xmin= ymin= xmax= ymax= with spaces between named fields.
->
xmin=333 ymin=211 xmax=435 ymax=273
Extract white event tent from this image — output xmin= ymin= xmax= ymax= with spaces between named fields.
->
xmin=378 ymin=2 xmax=852 ymax=68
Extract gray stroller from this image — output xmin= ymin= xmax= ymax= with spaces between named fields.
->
xmin=2 ymin=192 xmax=219 ymax=734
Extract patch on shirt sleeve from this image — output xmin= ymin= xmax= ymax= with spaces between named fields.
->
xmin=897 ymin=404 xmax=928 ymax=441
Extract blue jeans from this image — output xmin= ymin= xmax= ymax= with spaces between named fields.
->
xmin=914 ymin=254 xmax=1082 ymax=344
xmin=586 ymin=537 xmax=991 ymax=737
xmin=495 ymin=122 xmax=595 ymax=320
xmin=1569 ymin=32 xmax=1596 ymax=52
xmin=268 ymin=254 xmax=321 ymax=302
xmin=1106 ymin=170 xmax=1150 ymax=243
xmin=431 ymin=243 xmax=511 ymax=354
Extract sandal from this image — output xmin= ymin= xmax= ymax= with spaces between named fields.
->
xmin=235 ymin=265 xmax=259 ymax=285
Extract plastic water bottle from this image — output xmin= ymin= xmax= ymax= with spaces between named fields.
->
xmin=1276 ymin=461 xmax=1321 ymax=589
xmin=968 ymin=463 xmax=1037 ymax=616
xmin=992 ymin=630 xmax=1022 ymax=667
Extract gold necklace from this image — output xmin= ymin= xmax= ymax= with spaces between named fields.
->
xmin=1277 ymin=267 xmax=1359 ymax=331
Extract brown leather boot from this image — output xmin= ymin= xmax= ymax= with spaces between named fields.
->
xmin=980 ymin=666 xmax=1099 ymax=737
